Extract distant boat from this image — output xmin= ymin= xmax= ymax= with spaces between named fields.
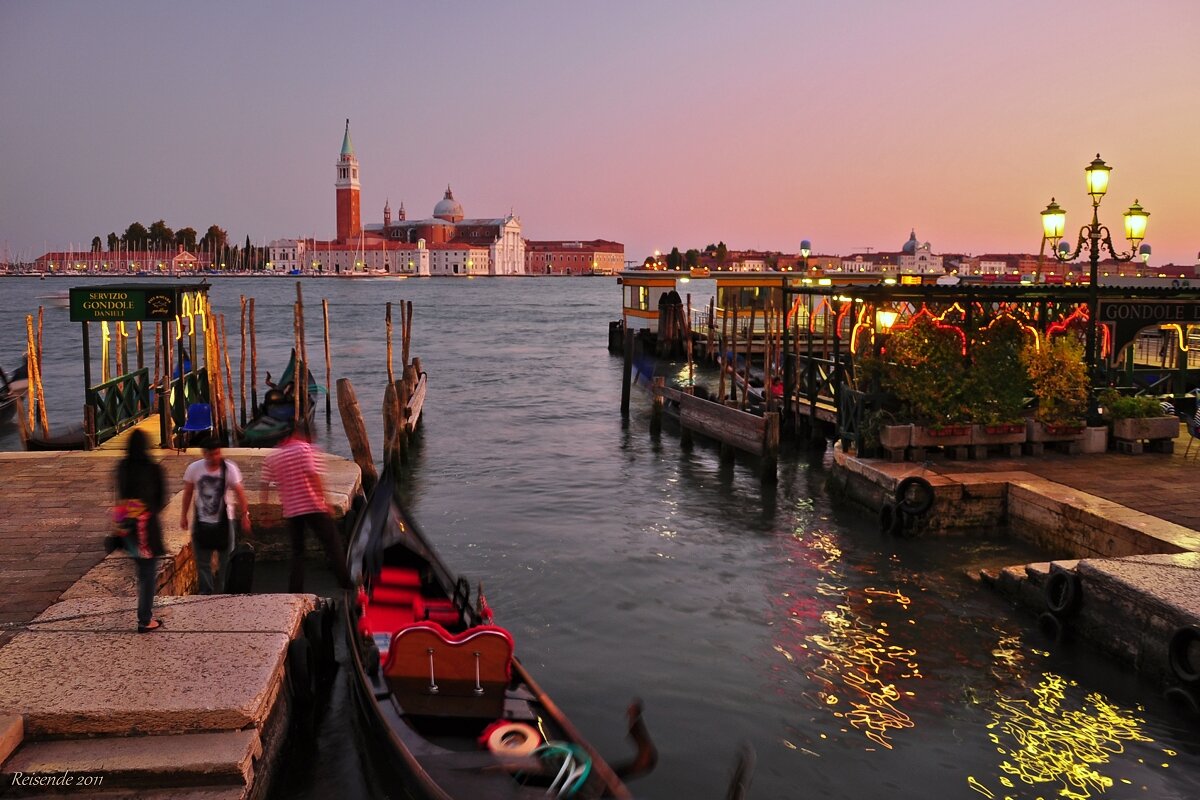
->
xmin=36 ymin=291 xmax=69 ymax=308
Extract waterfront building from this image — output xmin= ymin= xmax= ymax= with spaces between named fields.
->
xmin=35 ymin=245 xmax=211 ymax=274
xmin=525 ymin=240 xmax=624 ymax=275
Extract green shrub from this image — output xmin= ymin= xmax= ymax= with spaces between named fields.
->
xmin=964 ymin=317 xmax=1030 ymax=425
xmin=886 ymin=315 xmax=968 ymax=425
xmin=1099 ymin=389 xmax=1165 ymax=420
xmin=1022 ymin=337 xmax=1088 ymax=424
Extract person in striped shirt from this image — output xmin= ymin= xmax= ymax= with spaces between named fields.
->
xmin=261 ymin=422 xmax=353 ymax=592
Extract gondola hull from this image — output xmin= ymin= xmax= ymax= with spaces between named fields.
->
xmin=342 ymin=472 xmax=637 ymax=800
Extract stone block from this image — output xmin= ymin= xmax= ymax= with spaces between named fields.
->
xmin=0 ymin=714 xmax=23 ymax=765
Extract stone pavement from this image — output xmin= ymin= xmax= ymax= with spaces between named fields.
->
xmin=915 ymin=422 xmax=1200 ymax=532
xmin=0 ymin=449 xmax=360 ymax=649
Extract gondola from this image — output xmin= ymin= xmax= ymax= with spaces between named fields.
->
xmin=0 ymin=361 xmax=26 ymax=426
xmin=239 ymin=350 xmax=317 ymax=447
xmin=342 ymin=470 xmax=657 ymax=799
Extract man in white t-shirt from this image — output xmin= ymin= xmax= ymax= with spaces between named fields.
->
xmin=180 ymin=439 xmax=251 ymax=594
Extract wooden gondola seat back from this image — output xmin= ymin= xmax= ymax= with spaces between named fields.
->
xmin=384 ymin=622 xmax=515 ymax=717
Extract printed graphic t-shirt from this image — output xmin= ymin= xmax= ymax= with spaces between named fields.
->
xmin=182 ymin=460 xmax=244 ymax=525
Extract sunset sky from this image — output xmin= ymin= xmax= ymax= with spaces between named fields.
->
xmin=2 ymin=1 xmax=1198 ymax=266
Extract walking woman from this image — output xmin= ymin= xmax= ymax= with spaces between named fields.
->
xmin=113 ymin=429 xmax=168 ymax=632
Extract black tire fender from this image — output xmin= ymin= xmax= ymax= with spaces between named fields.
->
xmin=1168 ymin=625 xmax=1200 ymax=684
xmin=1044 ymin=570 xmax=1080 ymax=615
xmin=879 ymin=501 xmax=902 ymax=536
xmin=1163 ymin=686 xmax=1200 ymax=716
xmin=287 ymin=637 xmax=316 ymax=705
xmin=1037 ymin=612 xmax=1064 ymax=644
xmin=895 ymin=476 xmax=935 ymax=516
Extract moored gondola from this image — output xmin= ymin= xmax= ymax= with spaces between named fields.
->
xmin=240 ymin=349 xmax=317 ymax=447
xmin=342 ymin=470 xmax=656 ymax=799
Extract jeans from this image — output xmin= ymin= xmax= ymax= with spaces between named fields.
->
xmin=194 ymin=540 xmax=233 ymax=595
xmin=135 ymin=557 xmax=157 ymax=626
xmin=286 ymin=512 xmax=352 ymax=593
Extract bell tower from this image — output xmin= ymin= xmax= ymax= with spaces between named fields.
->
xmin=335 ymin=119 xmax=361 ymax=242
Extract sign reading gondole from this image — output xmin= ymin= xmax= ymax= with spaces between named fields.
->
xmin=69 ymin=287 xmax=177 ymax=322
xmin=1098 ymin=300 xmax=1200 ymax=361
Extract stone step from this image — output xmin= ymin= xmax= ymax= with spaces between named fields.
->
xmin=2 ymin=729 xmax=260 ymax=792
xmin=0 ymin=715 xmax=23 ymax=764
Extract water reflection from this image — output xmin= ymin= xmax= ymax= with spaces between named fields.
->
xmin=970 ymin=635 xmax=1167 ymax=799
xmin=777 ymin=527 xmax=924 ymax=750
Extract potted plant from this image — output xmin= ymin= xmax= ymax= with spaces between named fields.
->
xmin=964 ymin=317 xmax=1030 ymax=449
xmin=886 ymin=315 xmax=971 ymax=448
xmin=1100 ymin=389 xmax=1180 ymax=452
xmin=1023 ymin=337 xmax=1088 ymax=443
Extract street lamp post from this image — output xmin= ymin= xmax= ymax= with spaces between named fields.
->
xmin=1040 ymin=154 xmax=1149 ymax=386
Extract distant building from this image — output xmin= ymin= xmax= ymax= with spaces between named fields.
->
xmin=525 ymin=240 xmax=624 ymax=275
xmin=35 ymin=245 xmax=211 ymax=274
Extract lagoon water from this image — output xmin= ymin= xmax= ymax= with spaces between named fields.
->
xmin=3 ymin=276 xmax=1199 ymax=799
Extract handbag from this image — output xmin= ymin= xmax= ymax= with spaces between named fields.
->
xmin=109 ymin=500 xmax=144 ymax=555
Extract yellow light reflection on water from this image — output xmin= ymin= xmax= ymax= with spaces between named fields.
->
xmin=968 ymin=668 xmax=1161 ymax=799
xmin=796 ymin=530 xmax=922 ymax=750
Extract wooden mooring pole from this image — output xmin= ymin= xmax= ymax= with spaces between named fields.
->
xmin=322 ymin=298 xmax=332 ymax=424
xmin=650 ymin=377 xmax=664 ymax=437
xmin=239 ymin=296 xmax=247 ymax=428
xmin=337 ymin=377 xmax=378 ymax=494
xmin=620 ymin=325 xmax=634 ymax=417
xmin=249 ymin=298 xmax=258 ymax=417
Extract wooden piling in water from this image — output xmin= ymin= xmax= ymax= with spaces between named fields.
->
xmin=403 ymin=301 xmax=413 ymax=368
xmin=620 ymin=326 xmax=634 ymax=416
xmin=386 ymin=302 xmax=394 ymax=386
xmin=397 ymin=375 xmax=411 ymax=465
xmin=742 ymin=305 xmax=757 ymax=410
xmin=249 ymin=298 xmax=258 ymax=417
xmin=296 ymin=283 xmax=310 ymax=422
xmin=239 ymin=296 xmax=247 ymax=428
xmin=220 ymin=315 xmax=237 ymax=443
xmin=337 ymin=377 xmax=378 ymax=494
xmin=322 ymin=298 xmax=332 ymax=424
xmin=762 ymin=412 xmax=780 ymax=484
xmin=650 ymin=377 xmax=664 ymax=436
xmin=382 ymin=381 xmax=399 ymax=470
xmin=292 ymin=302 xmax=301 ymax=427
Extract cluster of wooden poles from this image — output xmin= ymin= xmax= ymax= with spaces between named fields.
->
xmin=17 ymin=309 xmax=50 ymax=441
xmin=335 ymin=299 xmax=424 ymax=494
xmin=704 ymin=299 xmax=788 ymax=415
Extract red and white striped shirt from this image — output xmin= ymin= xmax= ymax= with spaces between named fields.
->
xmin=263 ymin=437 xmax=327 ymax=518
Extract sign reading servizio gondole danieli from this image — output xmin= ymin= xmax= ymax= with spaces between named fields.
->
xmin=69 ymin=287 xmax=177 ymax=322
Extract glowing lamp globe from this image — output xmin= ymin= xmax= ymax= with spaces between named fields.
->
xmin=1041 ymin=198 xmax=1066 ymax=245
xmin=1085 ymin=154 xmax=1111 ymax=203
xmin=1124 ymin=200 xmax=1149 ymax=246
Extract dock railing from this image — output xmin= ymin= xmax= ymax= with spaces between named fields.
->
xmin=86 ymin=367 xmax=152 ymax=443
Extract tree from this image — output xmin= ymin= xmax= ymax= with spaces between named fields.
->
xmin=91 ymin=236 xmax=102 ymax=252
xmin=716 ymin=241 xmax=728 ymax=265
xmin=147 ymin=220 xmax=174 ymax=249
xmin=175 ymin=227 xmax=197 ymax=250
xmin=200 ymin=225 xmax=228 ymax=252
xmin=685 ymin=249 xmax=700 ymax=268
xmin=106 ymin=232 xmax=119 ymax=251
xmin=667 ymin=247 xmax=683 ymax=270
xmin=643 ymin=256 xmax=657 ymax=269
xmin=123 ymin=222 xmax=149 ymax=247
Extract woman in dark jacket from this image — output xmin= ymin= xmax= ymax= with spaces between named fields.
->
xmin=114 ymin=429 xmax=167 ymax=632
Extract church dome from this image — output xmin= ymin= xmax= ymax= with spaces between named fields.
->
xmin=433 ymin=186 xmax=464 ymax=222
xmin=901 ymin=229 xmax=919 ymax=254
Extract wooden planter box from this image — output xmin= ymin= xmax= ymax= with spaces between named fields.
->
xmin=969 ymin=423 xmax=1026 ymax=458
xmin=1112 ymin=415 xmax=1179 ymax=454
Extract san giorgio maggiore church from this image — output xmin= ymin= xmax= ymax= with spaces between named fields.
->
xmin=269 ymin=121 xmax=622 ymax=276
